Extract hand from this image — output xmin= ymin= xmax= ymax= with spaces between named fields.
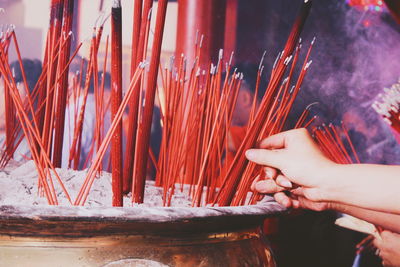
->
xmin=251 ymin=172 xmax=331 ymax=210
xmin=374 ymin=231 xmax=400 ymax=267
xmin=246 ymin=128 xmax=336 ymax=205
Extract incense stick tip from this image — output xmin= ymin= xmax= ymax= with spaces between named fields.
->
xmin=199 ymin=35 xmax=204 ymax=48
xmin=306 ymin=102 xmax=319 ymax=110
xmin=112 ymin=0 xmax=121 ymax=8
xmin=305 ymin=60 xmax=313 ymax=70
xmin=218 ymin=49 xmax=223 ymax=59
xmin=229 ymin=51 xmax=234 ymax=66
xmin=259 ymin=51 xmax=266 ymax=70
xmin=311 ymin=36 xmax=316 ymax=45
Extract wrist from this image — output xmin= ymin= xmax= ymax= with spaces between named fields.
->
xmin=319 ymin=163 xmax=359 ymax=203
xmin=315 ymin=162 xmax=347 ymax=202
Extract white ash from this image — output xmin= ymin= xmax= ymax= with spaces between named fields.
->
xmin=0 ymin=160 xmax=194 ymax=207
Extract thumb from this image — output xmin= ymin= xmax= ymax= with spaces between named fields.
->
xmin=302 ymin=187 xmax=325 ymax=202
xmin=246 ymin=149 xmax=286 ymax=170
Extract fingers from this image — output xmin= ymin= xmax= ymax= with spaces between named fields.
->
xmin=274 ymin=192 xmax=292 ymax=208
xmin=246 ymin=148 xmax=285 ymax=170
xmin=251 ymin=172 xmax=292 ymax=194
xmin=373 ymin=236 xmax=383 ymax=249
xmin=276 ymin=174 xmax=292 ymax=188
xmin=292 ymin=196 xmax=328 ymax=211
xmin=263 ymin=167 xmax=292 ymax=188
xmin=250 ymin=176 xmax=262 ymax=191
xmin=264 ymin=166 xmax=278 ymax=179
xmin=253 ymin=179 xmax=286 ymax=194
xmin=259 ymin=131 xmax=288 ymax=149
xmin=258 ymin=128 xmax=310 ymax=149
xmin=291 ymin=186 xmax=324 ymax=202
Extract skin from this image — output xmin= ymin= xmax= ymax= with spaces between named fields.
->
xmin=374 ymin=231 xmax=400 ymax=267
xmin=245 ymin=128 xmax=400 ymax=215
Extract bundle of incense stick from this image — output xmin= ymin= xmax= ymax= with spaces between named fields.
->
xmin=312 ymin=123 xmax=360 ymax=164
xmin=0 ymin=27 xmax=73 ymax=205
xmin=0 ymin=0 xmax=319 ymax=207
xmin=214 ymin=0 xmax=313 ymax=207
xmin=372 ymin=80 xmax=400 ymax=134
xmin=0 ymin=1 xmax=110 ymax=205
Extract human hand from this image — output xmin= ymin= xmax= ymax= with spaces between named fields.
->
xmin=246 ymin=128 xmax=337 ymax=207
xmin=374 ymin=230 xmax=400 ymax=267
xmin=251 ymin=173 xmax=331 ymax=210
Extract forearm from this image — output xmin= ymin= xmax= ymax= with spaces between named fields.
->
xmin=322 ymin=164 xmax=400 ymax=214
xmin=331 ymin=203 xmax=400 ymax=234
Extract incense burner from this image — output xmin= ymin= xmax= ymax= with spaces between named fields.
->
xmin=0 ymin=197 xmax=284 ymax=267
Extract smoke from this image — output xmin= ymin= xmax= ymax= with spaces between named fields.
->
xmin=294 ymin=0 xmax=400 ymax=164
xmin=234 ymin=0 xmax=400 ymax=163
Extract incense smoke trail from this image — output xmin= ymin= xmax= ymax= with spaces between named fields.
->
xmin=260 ymin=0 xmax=400 ymax=164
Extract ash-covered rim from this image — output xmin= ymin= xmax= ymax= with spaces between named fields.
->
xmin=0 ymin=196 xmax=286 ymax=223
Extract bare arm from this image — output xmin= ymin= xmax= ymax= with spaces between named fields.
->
xmin=324 ymin=164 xmax=400 ymax=214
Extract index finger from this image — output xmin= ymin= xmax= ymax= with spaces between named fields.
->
xmin=259 ymin=128 xmax=310 ymax=149
xmin=259 ymin=132 xmax=287 ymax=150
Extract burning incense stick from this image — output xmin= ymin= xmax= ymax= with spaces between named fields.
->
xmin=214 ymin=0 xmax=313 ymax=207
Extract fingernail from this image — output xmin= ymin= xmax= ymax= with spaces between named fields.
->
xmin=245 ymin=149 xmax=256 ymax=160
xmin=280 ymin=180 xmax=292 ymax=188
xmin=265 ymin=169 xmax=273 ymax=178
